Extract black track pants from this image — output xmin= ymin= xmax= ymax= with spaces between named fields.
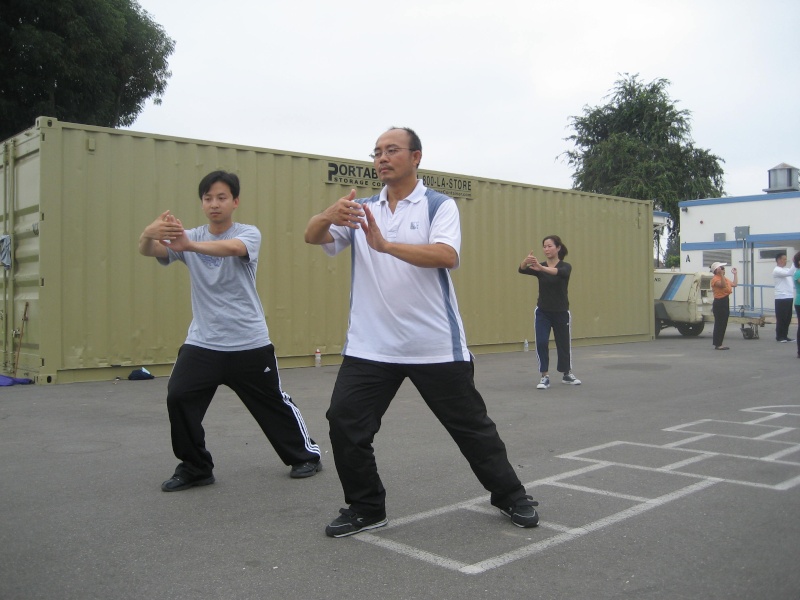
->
xmin=712 ymin=297 xmax=730 ymax=348
xmin=326 ymin=356 xmax=525 ymax=516
xmin=167 ymin=344 xmax=320 ymax=478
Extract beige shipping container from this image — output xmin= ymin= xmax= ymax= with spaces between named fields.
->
xmin=1 ymin=117 xmax=653 ymax=384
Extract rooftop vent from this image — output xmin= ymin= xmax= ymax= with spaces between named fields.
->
xmin=764 ymin=163 xmax=800 ymax=193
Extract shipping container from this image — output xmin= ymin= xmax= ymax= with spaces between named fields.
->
xmin=1 ymin=117 xmax=653 ymax=383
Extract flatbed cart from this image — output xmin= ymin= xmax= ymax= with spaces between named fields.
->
xmin=703 ymin=308 xmax=766 ymax=340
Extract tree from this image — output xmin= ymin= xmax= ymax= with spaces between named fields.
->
xmin=562 ymin=74 xmax=725 ymax=245
xmin=0 ymin=0 xmax=175 ymax=140
xmin=664 ymin=236 xmax=680 ymax=268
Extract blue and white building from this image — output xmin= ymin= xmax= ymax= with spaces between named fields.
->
xmin=678 ymin=163 xmax=800 ymax=313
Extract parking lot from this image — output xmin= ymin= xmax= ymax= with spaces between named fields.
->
xmin=1 ymin=323 xmax=798 ymax=600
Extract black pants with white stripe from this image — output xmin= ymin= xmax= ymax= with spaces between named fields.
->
xmin=534 ymin=307 xmax=573 ymax=375
xmin=327 ymin=356 xmax=526 ymax=517
xmin=167 ymin=344 xmax=320 ymax=478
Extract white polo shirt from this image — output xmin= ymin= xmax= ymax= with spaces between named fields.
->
xmin=322 ymin=180 xmax=470 ymax=364
xmin=773 ymin=264 xmax=797 ymax=300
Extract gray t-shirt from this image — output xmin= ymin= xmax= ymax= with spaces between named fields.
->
xmin=158 ymin=223 xmax=271 ymax=351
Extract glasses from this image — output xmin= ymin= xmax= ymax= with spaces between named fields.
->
xmin=369 ymin=147 xmax=411 ymax=160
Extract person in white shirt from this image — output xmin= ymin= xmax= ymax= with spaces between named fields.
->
xmin=305 ymin=127 xmax=539 ymax=537
xmin=772 ymin=252 xmax=797 ymax=343
xmin=792 ymin=251 xmax=800 ymax=358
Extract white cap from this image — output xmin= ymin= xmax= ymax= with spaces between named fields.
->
xmin=710 ymin=262 xmax=727 ymax=273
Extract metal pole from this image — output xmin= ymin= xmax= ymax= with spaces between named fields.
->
xmin=14 ymin=301 xmax=28 ymax=376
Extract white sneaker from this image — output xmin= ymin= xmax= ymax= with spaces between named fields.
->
xmin=562 ymin=372 xmax=581 ymax=385
xmin=536 ymin=376 xmax=550 ymax=390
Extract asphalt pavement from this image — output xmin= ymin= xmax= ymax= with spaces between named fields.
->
xmin=1 ymin=323 xmax=799 ymax=600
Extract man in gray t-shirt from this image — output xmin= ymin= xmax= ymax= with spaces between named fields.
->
xmin=138 ymin=170 xmax=321 ymax=491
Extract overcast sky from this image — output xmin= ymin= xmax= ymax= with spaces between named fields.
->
xmin=129 ymin=0 xmax=799 ymax=199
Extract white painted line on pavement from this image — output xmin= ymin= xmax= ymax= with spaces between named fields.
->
xmin=545 ymin=481 xmax=650 ymax=503
xmin=461 ymin=504 xmax=574 ymax=533
xmin=459 ymin=479 xmax=719 ymax=574
xmin=526 ymin=461 xmax=610 ymax=484
xmin=382 ymin=462 xmax=609 ymax=530
xmin=663 ymin=419 xmax=712 ymax=431
xmin=662 ymin=433 xmax=714 ymax=447
xmin=754 ymin=427 xmax=795 ymax=440
xmin=661 ymin=454 xmax=715 ymax=470
xmin=774 ymin=473 xmax=800 ymax=491
xmin=348 ymin=405 xmax=799 ymax=575
xmin=356 ymin=533 xmax=470 ymax=572
xmin=742 ymin=405 xmax=800 ymax=416
xmin=762 ymin=445 xmax=800 ymax=461
xmin=558 ymin=440 xmax=625 ymax=459
xmin=665 ymin=419 xmax=791 ymax=438
xmin=744 ymin=412 xmax=787 ymax=424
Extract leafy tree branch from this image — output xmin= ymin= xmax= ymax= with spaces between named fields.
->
xmin=561 ymin=74 xmax=725 ymax=249
xmin=0 ymin=0 xmax=175 ymax=140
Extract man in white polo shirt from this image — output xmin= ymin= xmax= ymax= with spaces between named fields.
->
xmin=305 ymin=127 xmax=539 ymax=537
xmin=773 ymin=252 xmax=796 ymax=343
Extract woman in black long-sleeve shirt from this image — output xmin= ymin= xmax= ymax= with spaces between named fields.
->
xmin=518 ymin=235 xmax=581 ymax=390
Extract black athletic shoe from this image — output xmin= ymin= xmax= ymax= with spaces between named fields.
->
xmin=496 ymin=495 xmax=540 ymax=528
xmin=325 ymin=508 xmax=388 ymax=538
xmin=290 ymin=460 xmax=322 ymax=479
xmin=161 ymin=472 xmax=215 ymax=492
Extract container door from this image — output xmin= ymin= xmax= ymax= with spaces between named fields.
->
xmin=0 ymin=131 xmax=43 ymax=379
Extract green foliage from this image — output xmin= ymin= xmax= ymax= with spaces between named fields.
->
xmin=664 ymin=234 xmax=680 ymax=267
xmin=665 ymin=254 xmax=681 ymax=269
xmin=0 ymin=0 xmax=175 ymax=140
xmin=562 ymin=74 xmax=725 ymax=243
